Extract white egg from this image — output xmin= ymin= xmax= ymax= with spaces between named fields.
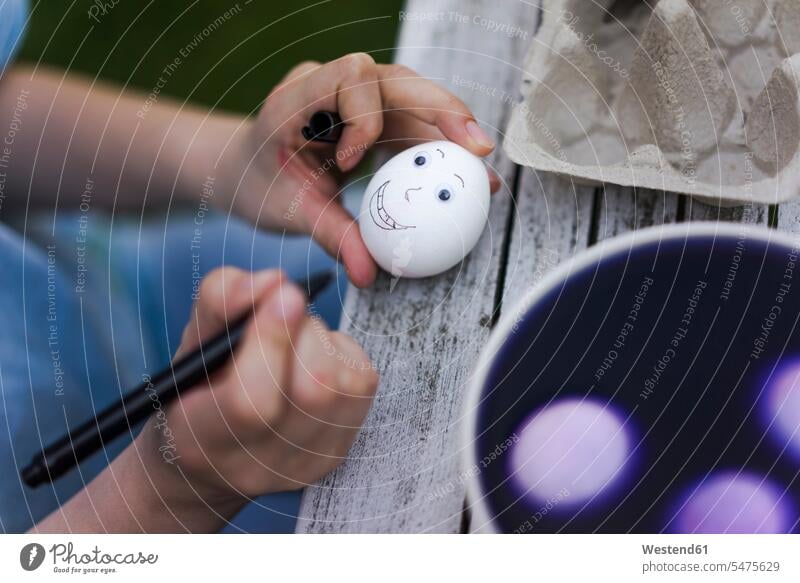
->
xmin=358 ymin=141 xmax=491 ymax=278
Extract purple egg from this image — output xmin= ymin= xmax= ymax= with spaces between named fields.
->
xmin=671 ymin=471 xmax=793 ymax=533
xmin=508 ymin=398 xmax=632 ymax=508
xmin=764 ymin=361 xmax=800 ymax=458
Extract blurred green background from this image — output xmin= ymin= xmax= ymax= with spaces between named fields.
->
xmin=20 ymin=0 xmax=404 ymax=113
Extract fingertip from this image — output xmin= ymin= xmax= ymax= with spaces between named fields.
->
xmin=238 ymin=270 xmax=283 ymax=304
xmin=437 ymin=115 xmax=495 ymax=158
xmin=465 ymin=120 xmax=496 ymax=154
xmin=336 ymin=129 xmax=372 ymax=172
xmin=336 ymin=147 xmax=364 ymax=173
xmin=488 ymin=168 xmax=501 ymax=194
xmin=344 ymin=253 xmax=377 ymax=288
xmin=198 ymin=267 xmax=247 ymax=319
xmin=266 ymin=281 xmax=307 ymax=324
xmin=341 ymin=231 xmax=377 ymax=288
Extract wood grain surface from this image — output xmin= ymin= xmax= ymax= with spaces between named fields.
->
xmin=299 ymin=0 xmax=791 ymax=533
xmin=297 ymin=0 xmax=541 ymax=533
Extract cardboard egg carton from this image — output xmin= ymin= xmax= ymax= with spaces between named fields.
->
xmin=504 ymin=0 xmax=800 ymax=205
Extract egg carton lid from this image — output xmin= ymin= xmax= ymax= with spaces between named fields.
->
xmin=504 ymin=0 xmax=800 ymax=206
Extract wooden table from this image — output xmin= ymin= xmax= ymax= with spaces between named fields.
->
xmin=296 ymin=0 xmax=786 ymax=533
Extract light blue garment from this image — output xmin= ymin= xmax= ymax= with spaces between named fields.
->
xmin=2 ymin=210 xmax=346 ymax=533
xmin=0 ymin=0 xmax=26 ymax=72
xmin=0 ymin=0 xmax=351 ymax=533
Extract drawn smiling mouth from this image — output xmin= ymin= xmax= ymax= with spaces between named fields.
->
xmin=369 ymin=180 xmax=416 ymax=231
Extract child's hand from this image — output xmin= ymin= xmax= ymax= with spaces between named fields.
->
xmin=138 ymin=267 xmax=378 ymax=512
xmin=213 ymin=53 xmax=500 ymax=288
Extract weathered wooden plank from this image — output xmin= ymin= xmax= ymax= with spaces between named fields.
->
xmin=593 ymin=185 xmax=681 ymax=242
xmin=500 ymin=171 xmax=595 ymax=306
xmin=500 ymin=182 xmax=680 ymax=321
xmin=776 ymin=201 xmax=800 ymax=235
xmin=297 ymin=0 xmax=540 ymax=533
xmin=685 ymin=197 xmax=770 ymax=225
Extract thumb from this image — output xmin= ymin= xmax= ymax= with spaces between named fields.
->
xmin=175 ymin=268 xmax=283 ymax=359
xmin=222 ymin=280 xmax=308 ymax=427
xmin=302 ymin=193 xmax=377 ymax=288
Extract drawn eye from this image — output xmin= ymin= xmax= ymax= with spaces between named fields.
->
xmin=413 ymin=152 xmax=430 ymax=168
xmin=435 ymin=182 xmax=454 ymax=202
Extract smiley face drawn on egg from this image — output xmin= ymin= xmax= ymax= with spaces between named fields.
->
xmin=368 ymin=181 xmax=416 ymax=231
xmin=359 ymin=141 xmax=491 ymax=278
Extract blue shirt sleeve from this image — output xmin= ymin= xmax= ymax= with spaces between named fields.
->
xmin=0 ymin=0 xmax=28 ymax=72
